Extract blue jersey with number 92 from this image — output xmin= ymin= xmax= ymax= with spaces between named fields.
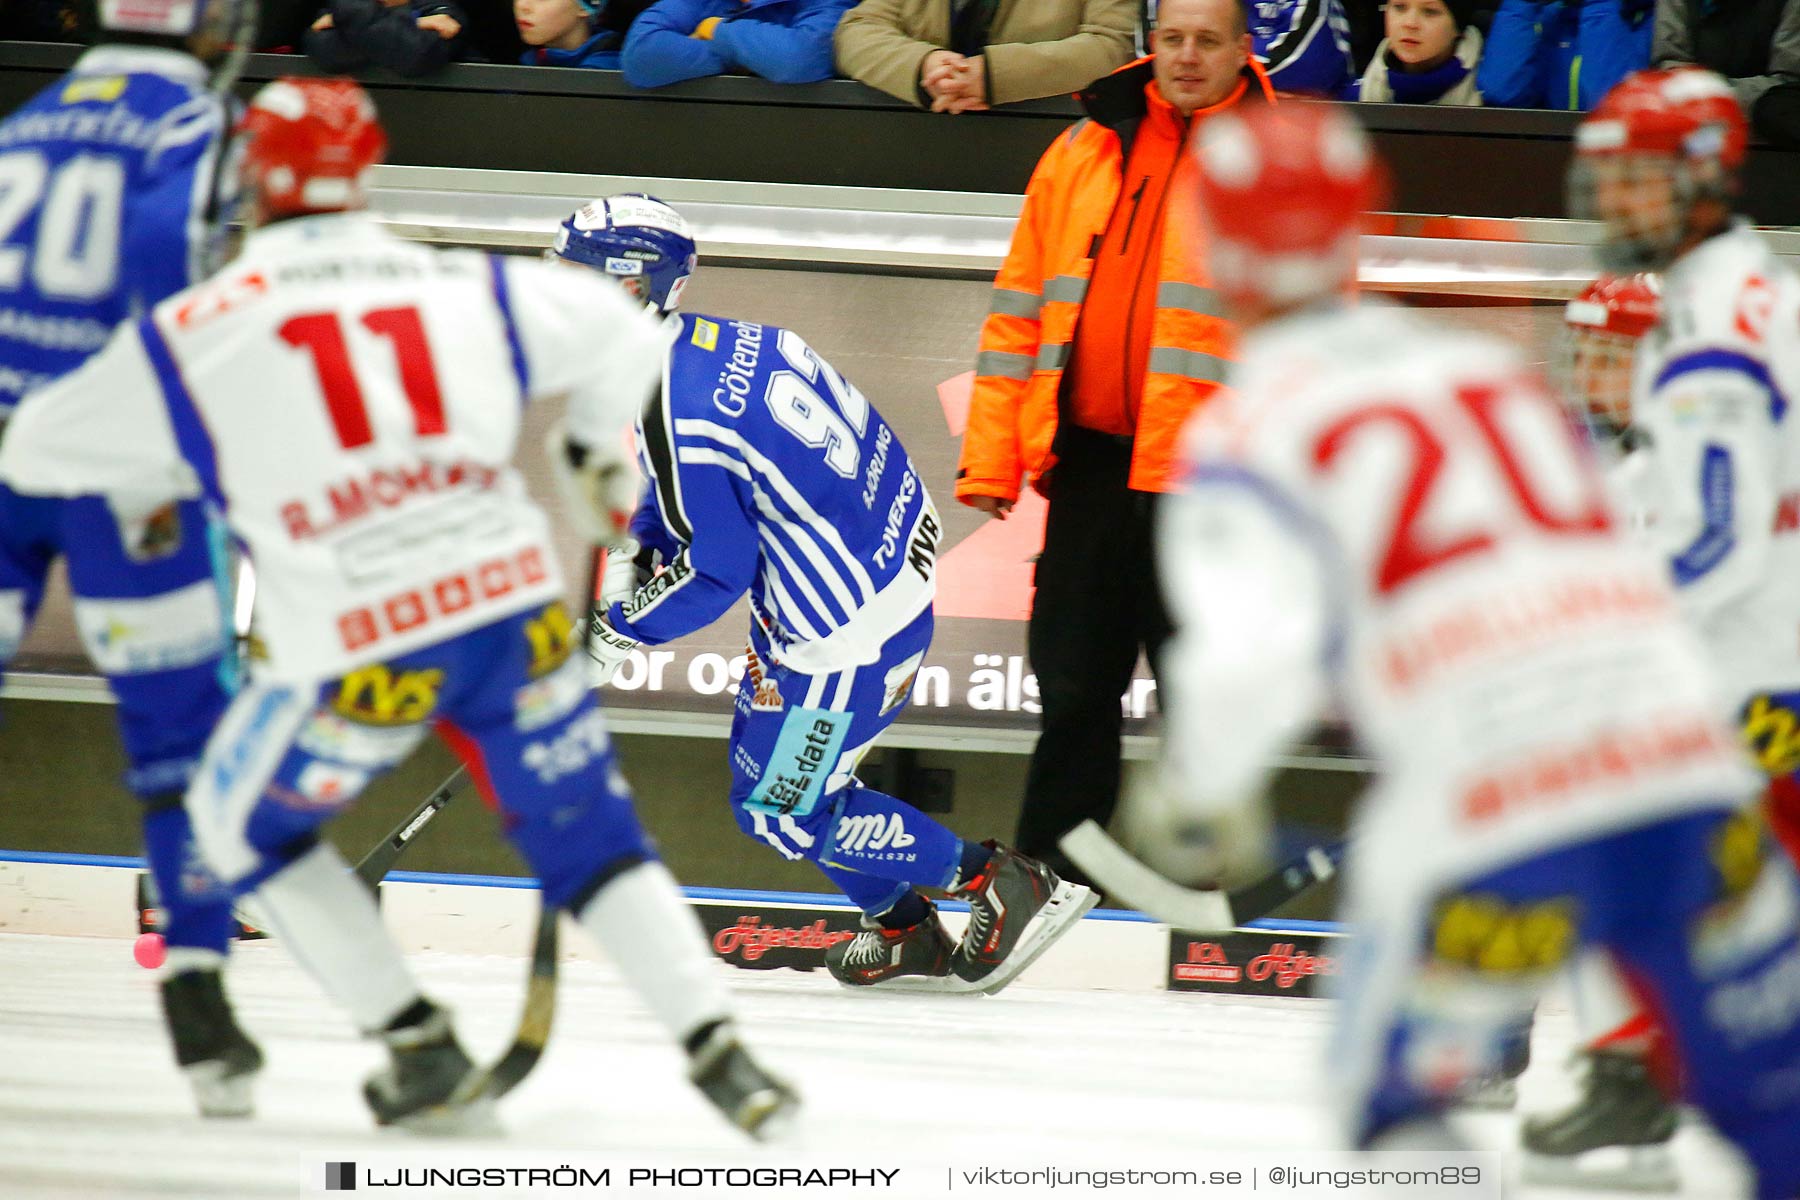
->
xmin=0 ymin=46 xmax=232 ymax=416
xmin=609 ymin=312 xmax=940 ymax=674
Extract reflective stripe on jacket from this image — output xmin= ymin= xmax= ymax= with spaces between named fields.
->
xmin=956 ymin=57 xmax=1274 ymax=503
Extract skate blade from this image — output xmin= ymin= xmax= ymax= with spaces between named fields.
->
xmin=1520 ymin=1146 xmax=1678 ymax=1193
xmin=850 ymin=970 xmax=988 ymax=995
xmin=974 ymin=882 xmax=1099 ymax=996
xmin=389 ymin=1095 xmax=501 ymax=1138
xmin=186 ymin=1061 xmax=256 ymax=1119
xmin=735 ymin=1087 xmax=802 ymax=1143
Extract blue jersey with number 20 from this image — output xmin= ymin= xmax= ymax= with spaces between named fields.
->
xmin=0 ymin=46 xmax=231 ymax=414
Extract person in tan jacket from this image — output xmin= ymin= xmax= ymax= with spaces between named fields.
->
xmin=834 ymin=0 xmax=1138 ymax=111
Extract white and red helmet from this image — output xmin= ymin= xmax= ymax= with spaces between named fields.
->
xmin=238 ymin=78 xmax=387 ymax=220
xmin=1194 ymin=102 xmax=1385 ymax=311
xmin=1562 ymin=273 xmax=1661 ymax=429
xmin=1571 ymin=67 xmax=1747 ymax=271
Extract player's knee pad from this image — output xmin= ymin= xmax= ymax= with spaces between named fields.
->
xmin=481 ymin=699 xmax=657 ymax=911
xmin=189 ymin=684 xmax=416 ymax=887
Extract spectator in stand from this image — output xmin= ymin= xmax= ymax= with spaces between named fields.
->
xmin=517 ymin=0 xmax=655 ymax=67
xmin=1343 ymin=0 xmax=1484 ymax=102
xmin=307 ymin=0 xmax=468 ymax=74
xmin=1253 ymin=0 xmax=1354 ymax=94
xmin=1477 ymin=0 xmax=1651 ymax=108
xmin=1654 ymin=0 xmax=1800 ymax=147
xmin=621 ymin=0 xmax=856 ymax=86
xmin=835 ymin=0 xmax=1137 ymax=112
xmin=1 ymin=1 xmax=84 ymax=41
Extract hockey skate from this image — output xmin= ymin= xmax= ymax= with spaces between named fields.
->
xmin=363 ymin=1000 xmax=496 ymax=1135
xmin=1520 ymin=1049 xmax=1680 ymax=1192
xmin=160 ymin=968 xmax=263 ymax=1118
xmin=687 ymin=1021 xmax=800 ymax=1142
xmin=950 ymin=841 xmax=1098 ymax=995
xmin=824 ymin=902 xmax=954 ymax=988
xmin=1453 ymin=1019 xmax=1532 ymax=1110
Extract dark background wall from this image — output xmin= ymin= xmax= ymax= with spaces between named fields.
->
xmin=0 ymin=45 xmax=1797 ymax=223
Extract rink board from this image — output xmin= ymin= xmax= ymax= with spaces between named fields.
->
xmin=0 ymin=855 xmax=1192 ymax=993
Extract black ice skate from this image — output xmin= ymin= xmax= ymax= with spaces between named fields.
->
xmin=1521 ymin=1049 xmax=1679 ymax=1192
xmin=949 ymin=841 xmax=1097 ymax=994
xmin=160 ymin=968 xmax=263 ymax=1118
xmin=687 ymin=1021 xmax=800 ymax=1142
xmin=363 ymin=1000 xmax=494 ymax=1135
xmin=824 ymin=903 xmax=954 ymax=988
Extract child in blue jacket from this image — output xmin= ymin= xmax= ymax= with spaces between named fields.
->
xmin=517 ymin=0 xmax=654 ymax=68
xmin=622 ymin=0 xmax=856 ymax=87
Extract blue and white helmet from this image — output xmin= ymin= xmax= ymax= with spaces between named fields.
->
xmin=549 ymin=193 xmax=698 ymax=316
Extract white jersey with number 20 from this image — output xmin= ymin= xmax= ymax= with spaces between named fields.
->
xmin=1158 ymin=301 xmax=1754 ymax=894
xmin=0 ymin=215 xmax=670 ymax=682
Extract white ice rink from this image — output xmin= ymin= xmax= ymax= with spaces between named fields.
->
xmin=0 ymin=930 xmax=1755 ymax=1199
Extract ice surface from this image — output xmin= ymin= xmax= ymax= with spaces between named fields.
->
xmin=0 ymin=932 xmax=1751 ymax=1198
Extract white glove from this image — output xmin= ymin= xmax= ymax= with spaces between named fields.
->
xmin=547 ymin=421 xmax=641 ymax=545
xmin=587 ymin=613 xmax=640 ymax=688
xmin=601 ymin=537 xmax=650 ymax=609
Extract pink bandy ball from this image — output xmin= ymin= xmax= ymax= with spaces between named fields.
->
xmin=133 ymin=931 xmax=167 ymax=970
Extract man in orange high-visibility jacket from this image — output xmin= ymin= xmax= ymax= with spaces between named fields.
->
xmin=955 ymin=0 xmax=1273 ymax=885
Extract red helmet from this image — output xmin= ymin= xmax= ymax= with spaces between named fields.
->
xmin=1575 ymin=67 xmax=1747 ymax=171
xmin=1571 ymin=68 xmax=1745 ymax=271
xmin=238 ymin=78 xmax=386 ymax=219
xmin=1194 ymin=102 xmax=1386 ymax=310
xmin=1562 ymin=273 xmax=1661 ymax=428
xmin=1564 ymin=273 xmax=1661 ymax=339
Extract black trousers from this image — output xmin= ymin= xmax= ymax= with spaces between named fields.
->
xmin=1016 ymin=427 xmax=1171 ymax=883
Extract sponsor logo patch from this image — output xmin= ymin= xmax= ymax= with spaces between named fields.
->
xmin=523 ymin=602 xmax=576 ymax=678
xmin=741 ymin=707 xmax=847 ymax=819
xmin=295 ymin=709 xmax=424 ymax=768
xmin=73 ymin=581 xmax=226 ymax=676
xmin=293 ymin=761 xmax=369 ymax=809
xmin=521 ymin=707 xmax=610 ymax=785
xmin=61 ymin=76 xmax=127 ymax=104
xmin=742 ymin=644 xmax=783 ymax=713
xmin=691 ymin=318 xmax=720 ymax=351
xmin=1430 ymin=894 xmax=1577 ymax=975
xmin=332 ymin=665 xmax=443 ymax=726
xmin=513 ymin=654 xmax=588 ymax=733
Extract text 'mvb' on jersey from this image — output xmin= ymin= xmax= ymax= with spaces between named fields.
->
xmin=0 ymin=46 xmax=232 ymax=415
xmin=620 ymin=314 xmax=939 ymax=675
xmin=1161 ymin=301 xmax=1753 ymax=889
xmin=0 ymin=215 xmax=669 ymax=682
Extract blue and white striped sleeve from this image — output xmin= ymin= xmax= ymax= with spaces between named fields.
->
xmin=128 ymin=94 xmax=229 ymax=307
xmin=604 ymin=389 xmax=760 ymax=645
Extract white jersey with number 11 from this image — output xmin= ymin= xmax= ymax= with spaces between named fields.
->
xmin=0 ymin=214 xmax=670 ymax=682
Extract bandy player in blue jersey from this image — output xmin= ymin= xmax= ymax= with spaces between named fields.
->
xmin=551 ymin=195 xmax=1097 ymax=993
xmin=0 ymin=0 xmax=260 ymax=1114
